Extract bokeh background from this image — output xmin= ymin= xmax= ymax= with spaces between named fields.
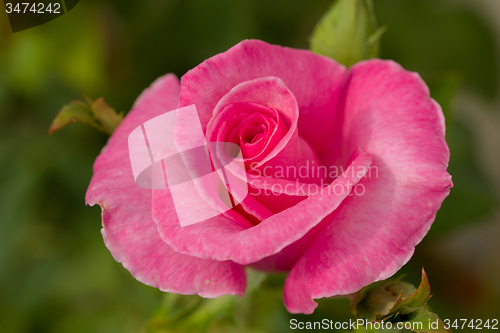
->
xmin=1 ymin=0 xmax=499 ymax=332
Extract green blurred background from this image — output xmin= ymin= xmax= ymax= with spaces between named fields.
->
xmin=0 ymin=0 xmax=499 ymax=332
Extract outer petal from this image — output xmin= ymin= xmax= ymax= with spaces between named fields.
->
xmin=85 ymin=74 xmax=246 ymax=297
xmin=283 ymin=60 xmax=453 ymax=314
xmin=152 ymin=152 xmax=372 ymax=265
xmin=179 ymin=39 xmax=346 ymax=166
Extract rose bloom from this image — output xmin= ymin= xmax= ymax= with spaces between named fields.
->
xmin=86 ymin=40 xmax=452 ymax=314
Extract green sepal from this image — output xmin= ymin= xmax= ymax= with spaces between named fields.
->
xmin=310 ymin=0 xmax=386 ymax=67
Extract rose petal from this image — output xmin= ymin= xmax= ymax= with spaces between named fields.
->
xmin=86 ymin=74 xmax=246 ymax=297
xmin=283 ymin=60 xmax=453 ymax=314
xmin=207 ymin=77 xmax=299 ymax=168
xmin=152 ymin=152 xmax=372 ymax=265
xmin=179 ymin=39 xmax=346 ymax=166
xmin=204 ymin=75 xmax=326 ymax=215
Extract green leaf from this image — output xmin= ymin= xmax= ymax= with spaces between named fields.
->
xmin=48 ymin=100 xmax=101 ymax=135
xmin=377 ymin=269 xmax=431 ymax=321
xmin=90 ymin=98 xmax=124 ymax=135
xmin=310 ymin=0 xmax=385 ymax=67
xmin=49 ymin=97 xmax=123 ymax=136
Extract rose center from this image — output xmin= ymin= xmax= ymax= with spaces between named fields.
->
xmin=212 ymin=102 xmax=282 ymax=162
xmin=240 ymin=124 xmax=266 ymax=144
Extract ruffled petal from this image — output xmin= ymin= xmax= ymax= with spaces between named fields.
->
xmin=152 ymin=152 xmax=372 ymax=265
xmin=86 ymin=74 xmax=246 ymax=297
xmin=283 ymin=60 xmax=452 ymax=314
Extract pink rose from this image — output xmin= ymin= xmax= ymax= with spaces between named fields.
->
xmin=86 ymin=40 xmax=452 ymax=314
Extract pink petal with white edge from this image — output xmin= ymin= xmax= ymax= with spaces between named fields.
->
xmin=283 ymin=60 xmax=453 ymax=314
xmin=85 ymin=74 xmax=246 ymax=297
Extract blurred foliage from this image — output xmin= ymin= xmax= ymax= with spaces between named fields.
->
xmin=434 ymin=119 xmax=498 ymax=235
xmin=0 ymin=0 xmax=499 ymax=332
xmin=375 ymin=0 xmax=498 ymax=100
xmin=146 ymin=271 xmax=354 ymax=333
